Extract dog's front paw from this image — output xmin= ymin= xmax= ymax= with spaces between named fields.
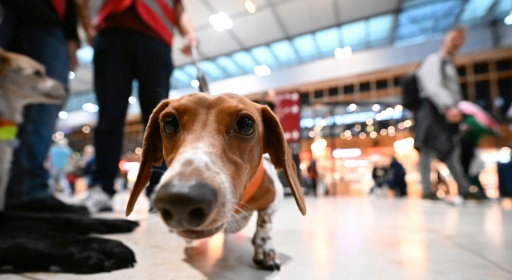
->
xmin=66 ymin=237 xmax=136 ymax=273
xmin=253 ymin=249 xmax=280 ymax=271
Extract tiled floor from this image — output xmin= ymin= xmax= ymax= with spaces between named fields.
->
xmin=5 ymin=196 xmax=512 ymax=280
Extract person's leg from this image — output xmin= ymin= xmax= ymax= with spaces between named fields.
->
xmin=6 ymin=25 xmax=68 ymax=201
xmin=133 ymin=32 xmax=172 ymax=198
xmin=91 ymin=29 xmax=134 ymax=196
xmin=444 ymin=137 xmax=470 ymax=196
xmin=419 ymin=149 xmax=434 ymax=198
xmin=3 ymin=24 xmax=88 ymax=214
xmin=460 ymin=137 xmax=475 ymax=176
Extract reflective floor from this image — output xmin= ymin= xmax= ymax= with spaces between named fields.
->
xmin=6 ymin=196 xmax=512 ymax=280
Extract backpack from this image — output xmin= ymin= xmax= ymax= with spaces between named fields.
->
xmin=401 ymin=73 xmax=421 ymax=112
xmin=401 ymin=56 xmax=447 ymax=112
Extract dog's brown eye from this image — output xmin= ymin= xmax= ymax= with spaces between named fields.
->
xmin=163 ymin=116 xmax=179 ymax=134
xmin=235 ymin=116 xmax=254 ymax=136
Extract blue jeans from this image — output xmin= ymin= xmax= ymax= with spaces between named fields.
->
xmin=92 ymin=28 xmax=172 ymax=196
xmin=1 ymin=22 xmax=69 ymax=200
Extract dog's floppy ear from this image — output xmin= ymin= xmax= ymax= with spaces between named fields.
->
xmin=261 ymin=106 xmax=306 ymax=216
xmin=126 ymin=100 xmax=169 ymax=216
xmin=0 ymin=49 xmax=11 ymax=74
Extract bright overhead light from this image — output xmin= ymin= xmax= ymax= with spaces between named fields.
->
xmin=334 ymin=46 xmax=352 ymax=60
xmin=372 ymin=104 xmax=381 ymax=112
xmin=58 ymin=111 xmax=68 ymax=119
xmin=347 ymin=103 xmax=357 ymax=112
xmin=245 ymin=0 xmax=257 ymax=14
xmin=128 ymin=96 xmax=137 ymax=104
xmin=253 ymin=64 xmax=271 ymax=77
xmin=209 ymin=12 xmax=233 ymax=31
xmin=82 ymin=103 xmax=99 ymax=113
xmin=505 ymin=12 xmax=512 ymax=25
xmin=191 ymin=79 xmax=200 ymax=88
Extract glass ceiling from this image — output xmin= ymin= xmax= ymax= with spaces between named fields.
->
xmin=169 ymin=0 xmax=511 ymax=90
xmin=67 ymin=0 xmax=512 ymax=112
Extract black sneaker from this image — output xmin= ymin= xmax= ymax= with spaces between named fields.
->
xmin=6 ymin=196 xmax=89 ymax=215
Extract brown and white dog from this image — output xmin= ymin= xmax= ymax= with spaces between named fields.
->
xmin=0 ymin=49 xmax=66 ymax=211
xmin=126 ymin=93 xmax=306 ymax=271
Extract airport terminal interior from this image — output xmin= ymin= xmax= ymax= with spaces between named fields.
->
xmin=2 ymin=0 xmax=512 ymax=279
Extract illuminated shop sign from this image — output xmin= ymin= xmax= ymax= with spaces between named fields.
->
xmin=300 ymin=110 xmax=404 ymax=129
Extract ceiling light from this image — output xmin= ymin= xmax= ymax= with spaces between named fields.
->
xmin=209 ymin=12 xmax=233 ymax=31
xmin=245 ymin=0 xmax=257 ymax=14
xmin=372 ymin=104 xmax=380 ymax=112
xmin=58 ymin=111 xmax=68 ymax=119
xmin=191 ymin=79 xmax=200 ymax=88
xmin=253 ymin=64 xmax=271 ymax=77
xmin=82 ymin=103 xmax=99 ymax=113
xmin=505 ymin=12 xmax=512 ymax=25
xmin=128 ymin=96 xmax=137 ymax=104
xmin=347 ymin=103 xmax=357 ymax=112
xmin=334 ymin=46 xmax=352 ymax=60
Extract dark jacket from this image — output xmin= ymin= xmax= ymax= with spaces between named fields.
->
xmin=1 ymin=0 xmax=79 ymax=42
xmin=414 ymin=98 xmax=459 ymax=161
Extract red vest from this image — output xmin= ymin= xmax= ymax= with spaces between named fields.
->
xmin=96 ymin=0 xmax=179 ymax=46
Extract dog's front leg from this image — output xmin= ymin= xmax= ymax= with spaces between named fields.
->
xmin=252 ymin=208 xmax=279 ymax=271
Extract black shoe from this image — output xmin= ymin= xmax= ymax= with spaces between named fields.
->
xmin=6 ymin=196 xmax=89 ymax=215
xmin=421 ymin=193 xmax=440 ymax=200
xmin=461 ymin=192 xmax=485 ymax=201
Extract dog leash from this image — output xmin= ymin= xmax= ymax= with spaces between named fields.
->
xmin=190 ymin=45 xmax=210 ymax=94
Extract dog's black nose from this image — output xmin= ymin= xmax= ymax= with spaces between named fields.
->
xmin=154 ymin=181 xmax=217 ymax=229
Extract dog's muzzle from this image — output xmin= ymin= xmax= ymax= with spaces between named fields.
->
xmin=154 ymin=181 xmax=218 ymax=232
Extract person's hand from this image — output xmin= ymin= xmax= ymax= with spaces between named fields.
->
xmin=85 ymin=26 xmax=96 ymax=46
xmin=181 ymin=33 xmax=198 ymax=56
xmin=67 ymin=40 xmax=79 ymax=72
xmin=445 ymin=107 xmax=463 ymax=123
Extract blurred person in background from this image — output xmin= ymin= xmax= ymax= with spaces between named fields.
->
xmin=414 ymin=27 xmax=472 ymax=204
xmin=307 ymin=160 xmax=319 ymax=196
xmin=459 ymin=115 xmax=497 ymax=199
xmin=387 ymin=157 xmax=407 ymax=197
xmin=0 ymin=0 xmax=87 ymax=214
xmin=48 ymin=138 xmax=73 ymax=196
xmin=80 ymin=0 xmax=197 ymax=212
xmin=369 ymin=164 xmax=389 ymax=196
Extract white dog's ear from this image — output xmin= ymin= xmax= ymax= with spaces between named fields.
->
xmin=260 ymin=105 xmax=306 ymax=216
xmin=126 ymin=100 xmax=169 ymax=216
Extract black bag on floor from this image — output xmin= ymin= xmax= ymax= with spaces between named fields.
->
xmin=497 ymin=161 xmax=512 ymax=198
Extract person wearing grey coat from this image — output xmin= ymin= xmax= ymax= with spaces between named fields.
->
xmin=414 ymin=27 xmax=471 ymax=203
